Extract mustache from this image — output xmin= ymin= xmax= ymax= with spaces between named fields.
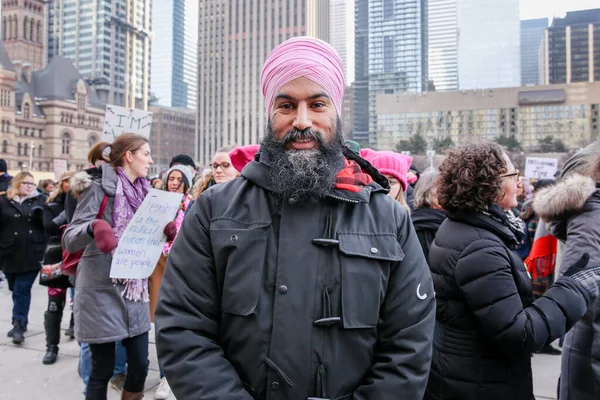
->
xmin=281 ymin=128 xmax=326 ymax=147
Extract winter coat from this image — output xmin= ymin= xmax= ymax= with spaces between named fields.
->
xmin=411 ymin=207 xmax=446 ymax=261
xmin=425 ymin=208 xmax=591 ymax=400
xmin=62 ymin=163 xmax=151 ymax=344
xmin=533 ymin=174 xmax=600 ymax=400
xmin=42 ymin=193 xmax=71 ymax=288
xmin=155 ymin=148 xmax=436 ymax=400
xmin=0 ymin=191 xmax=47 ymax=274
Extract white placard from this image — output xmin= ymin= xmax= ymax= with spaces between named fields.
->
xmin=524 ymin=157 xmax=558 ymax=180
xmin=53 ymin=159 xmax=68 ymax=181
xmin=102 ymin=105 xmax=153 ymax=143
xmin=110 ymin=189 xmax=183 ymax=279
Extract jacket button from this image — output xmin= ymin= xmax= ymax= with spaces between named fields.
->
xmin=271 ymin=382 xmax=279 ymax=391
xmin=370 ymin=247 xmax=378 ymax=254
xmin=230 ymin=235 xmax=238 ymax=242
xmin=288 ymin=197 xmax=297 ymax=205
xmin=278 ymin=285 xmax=288 ymax=294
xmin=14 ymin=232 xmax=18 ymax=235
xmin=14 ymin=214 xmax=19 ymax=218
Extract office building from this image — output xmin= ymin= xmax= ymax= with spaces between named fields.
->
xmin=457 ymin=0 xmax=521 ymax=90
xmin=521 ymin=18 xmax=548 ymax=86
xmin=47 ymin=0 xmax=151 ymax=109
xmin=354 ymin=0 xmax=428 ymax=144
xmin=330 ymin=0 xmax=353 ymax=83
xmin=148 ymin=106 xmax=196 ymax=175
xmin=376 ymin=82 xmax=600 ymax=151
xmin=428 ymin=0 xmax=458 ymax=91
xmin=151 ymin=0 xmax=198 ymax=109
xmin=341 ymin=84 xmax=354 ymax=139
xmin=196 ymin=0 xmax=330 ymax=165
xmin=540 ymin=9 xmax=600 ymax=85
xmin=1 ymin=0 xmax=46 ymax=70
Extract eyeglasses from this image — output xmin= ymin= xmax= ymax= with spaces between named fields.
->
xmin=211 ymin=162 xmax=231 ymax=171
xmin=21 ymin=182 xmax=36 ymax=187
xmin=501 ymin=170 xmax=520 ymax=181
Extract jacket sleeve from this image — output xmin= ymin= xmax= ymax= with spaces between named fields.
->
xmin=353 ymin=204 xmax=436 ymax=399
xmin=62 ymin=183 xmax=103 ymax=254
xmin=43 ymin=205 xmax=61 ymax=238
xmin=454 ymin=238 xmax=588 ymax=353
xmin=154 ymin=190 xmax=253 ymax=400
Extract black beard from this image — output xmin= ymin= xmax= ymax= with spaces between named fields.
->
xmin=260 ymin=118 xmax=344 ymax=204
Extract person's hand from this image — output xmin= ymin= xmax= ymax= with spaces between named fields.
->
xmin=164 ymin=221 xmax=177 ymax=242
xmin=92 ymin=220 xmax=117 ymax=253
xmin=30 ymin=206 xmax=44 ymax=220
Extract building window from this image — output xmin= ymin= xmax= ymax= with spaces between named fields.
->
xmin=88 ymin=134 xmax=98 ymax=148
xmin=61 ymin=132 xmax=71 ymax=154
xmin=77 ymin=93 xmax=87 ymax=109
xmin=17 ymin=143 xmax=21 ymax=155
xmin=1 ymin=140 xmax=7 ymax=153
xmin=23 ymin=143 xmax=28 ymax=156
xmin=23 ymin=103 xmax=30 ymax=119
xmin=38 ymin=145 xmax=42 ymax=157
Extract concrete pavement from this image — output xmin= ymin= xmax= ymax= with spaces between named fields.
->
xmin=1 ymin=279 xmax=561 ymax=399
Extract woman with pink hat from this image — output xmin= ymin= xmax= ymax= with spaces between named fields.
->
xmin=364 ymin=151 xmax=412 ymax=209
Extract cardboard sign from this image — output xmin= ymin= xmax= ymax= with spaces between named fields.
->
xmin=524 ymin=157 xmax=558 ymax=180
xmin=109 ymin=189 xmax=183 ymax=279
xmin=53 ymin=159 xmax=68 ymax=181
xmin=102 ymin=105 xmax=153 ymax=143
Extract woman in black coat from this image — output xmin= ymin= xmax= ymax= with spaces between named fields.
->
xmin=410 ymin=168 xmax=446 ymax=260
xmin=0 ymin=172 xmax=48 ymax=344
xmin=424 ymin=143 xmax=600 ymax=400
xmin=40 ymin=171 xmax=74 ymax=365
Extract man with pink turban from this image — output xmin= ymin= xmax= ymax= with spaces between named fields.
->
xmin=156 ymin=36 xmax=435 ymax=400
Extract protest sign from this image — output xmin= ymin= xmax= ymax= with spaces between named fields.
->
xmin=102 ymin=105 xmax=153 ymax=143
xmin=110 ymin=189 xmax=183 ymax=279
xmin=524 ymin=157 xmax=558 ymax=180
xmin=53 ymin=159 xmax=68 ymax=181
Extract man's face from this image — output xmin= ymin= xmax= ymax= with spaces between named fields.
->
xmin=270 ymin=77 xmax=338 ymax=150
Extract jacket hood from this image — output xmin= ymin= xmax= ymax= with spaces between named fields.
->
xmin=70 ymin=163 xmax=117 ymax=198
xmin=533 ymin=174 xmax=597 ymax=222
xmin=240 ymin=146 xmax=390 ymax=203
xmin=411 ymin=208 xmax=447 ymax=230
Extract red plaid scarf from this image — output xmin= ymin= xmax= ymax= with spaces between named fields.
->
xmin=334 ymin=158 xmax=373 ymax=193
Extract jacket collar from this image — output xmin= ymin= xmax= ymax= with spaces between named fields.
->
xmin=241 ymin=146 xmax=389 ymax=203
xmin=448 ymin=209 xmax=518 ymax=246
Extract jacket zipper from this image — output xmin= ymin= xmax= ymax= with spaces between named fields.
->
xmin=326 ymin=194 xmax=359 ymax=204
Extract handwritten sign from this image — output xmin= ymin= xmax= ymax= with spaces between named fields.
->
xmin=102 ymin=105 xmax=153 ymax=143
xmin=109 ymin=189 xmax=183 ymax=279
xmin=53 ymin=159 xmax=68 ymax=181
xmin=524 ymin=157 xmax=558 ymax=179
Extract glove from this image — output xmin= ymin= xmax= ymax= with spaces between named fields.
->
xmin=164 ymin=221 xmax=177 ymax=242
xmin=92 ymin=220 xmax=117 ymax=253
xmin=560 ymin=253 xmax=600 ymax=300
xmin=30 ymin=206 xmax=44 ymax=220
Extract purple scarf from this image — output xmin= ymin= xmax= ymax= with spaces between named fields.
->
xmin=112 ymin=167 xmax=150 ymax=302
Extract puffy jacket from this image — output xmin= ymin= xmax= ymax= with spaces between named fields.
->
xmin=0 ymin=191 xmax=47 ymax=274
xmin=534 ymin=174 xmax=600 ymax=400
xmin=411 ymin=207 xmax=446 ymax=261
xmin=155 ymin=148 xmax=436 ymax=400
xmin=425 ymin=208 xmax=591 ymax=400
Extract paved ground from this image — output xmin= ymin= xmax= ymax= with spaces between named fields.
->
xmin=1 ymin=279 xmax=562 ymax=399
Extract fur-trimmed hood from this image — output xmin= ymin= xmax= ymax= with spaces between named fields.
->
xmin=533 ymin=174 xmax=597 ymax=222
xmin=69 ymin=163 xmax=117 ymax=198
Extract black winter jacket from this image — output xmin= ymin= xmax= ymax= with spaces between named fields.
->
xmin=0 ymin=191 xmax=48 ymax=274
xmin=42 ymin=192 xmax=70 ymax=288
xmin=425 ymin=209 xmax=591 ymax=400
xmin=411 ymin=208 xmax=446 ymax=261
xmin=155 ymin=148 xmax=436 ymax=400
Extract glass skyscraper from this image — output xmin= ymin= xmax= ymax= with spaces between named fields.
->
xmin=428 ymin=0 xmax=458 ymax=91
xmin=151 ymin=0 xmax=198 ymax=109
xmin=354 ymin=0 xmax=428 ymax=144
xmin=520 ymin=18 xmax=548 ymax=86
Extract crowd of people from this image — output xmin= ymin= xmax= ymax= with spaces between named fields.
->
xmin=1 ymin=36 xmax=600 ymax=400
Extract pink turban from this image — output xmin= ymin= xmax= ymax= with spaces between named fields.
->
xmin=261 ymin=36 xmax=345 ymax=118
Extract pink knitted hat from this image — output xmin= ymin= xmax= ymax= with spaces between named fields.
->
xmin=368 ymin=152 xmax=412 ymax=191
xmin=229 ymin=145 xmax=260 ymax=172
xmin=261 ymin=36 xmax=345 ymax=118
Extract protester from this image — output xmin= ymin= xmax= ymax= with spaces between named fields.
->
xmin=424 ymin=142 xmax=600 ymax=400
xmin=406 ymin=164 xmax=421 ymax=211
xmin=0 ymin=172 xmax=48 ymax=344
xmin=41 ymin=179 xmax=56 ymax=195
xmin=155 ymin=36 xmax=436 ymax=399
xmin=411 ymin=168 xmax=446 ymax=260
xmin=534 ymin=158 xmax=600 ymax=399
xmin=517 ymin=180 xmax=555 ymax=261
xmin=169 ymin=153 xmax=196 ymax=172
xmin=0 ymin=158 xmax=11 ymax=193
xmin=150 ymin=177 xmax=164 ymax=189
xmin=62 ymin=134 xmax=172 ymax=400
xmin=515 ymin=176 xmax=532 ymax=213
xmin=41 ymin=171 xmax=75 ymax=364
xmin=149 ymin=164 xmax=192 ymax=400
xmin=368 ymin=151 xmax=411 ymax=209
xmin=210 ymin=146 xmax=239 ymax=184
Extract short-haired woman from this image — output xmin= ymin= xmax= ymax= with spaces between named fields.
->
xmin=411 ymin=168 xmax=446 ymax=260
xmin=0 ymin=172 xmax=48 ymax=344
xmin=63 ymin=134 xmax=159 ymax=400
xmin=425 ymin=143 xmax=600 ymax=400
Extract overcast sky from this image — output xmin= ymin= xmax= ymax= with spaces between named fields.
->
xmin=520 ymin=0 xmax=599 ymax=20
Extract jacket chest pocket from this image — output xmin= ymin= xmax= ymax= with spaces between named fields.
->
xmin=210 ymin=227 xmax=268 ymax=316
xmin=338 ymin=233 xmax=404 ymax=329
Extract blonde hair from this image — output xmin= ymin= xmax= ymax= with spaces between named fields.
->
xmin=394 ymin=185 xmax=410 ymax=210
xmin=7 ymin=172 xmax=34 ymax=200
xmin=48 ymin=171 xmax=75 ymax=203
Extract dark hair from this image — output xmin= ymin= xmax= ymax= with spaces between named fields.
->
xmin=0 ymin=158 xmax=7 ymax=172
xmin=41 ymin=179 xmax=56 ymax=189
xmin=164 ymin=169 xmax=190 ymax=193
xmin=437 ymin=143 xmax=507 ymax=213
xmin=169 ymin=154 xmax=196 ymax=169
xmin=88 ymin=142 xmax=107 ymax=166
xmin=93 ymin=134 xmax=149 ymax=168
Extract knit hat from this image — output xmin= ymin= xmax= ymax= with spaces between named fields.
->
xmin=164 ymin=165 xmax=193 ymax=190
xmin=169 ymin=154 xmax=196 ymax=172
xmin=369 ymin=153 xmax=412 ymax=191
xmin=0 ymin=159 xmax=7 ymax=173
xmin=229 ymin=145 xmax=260 ymax=172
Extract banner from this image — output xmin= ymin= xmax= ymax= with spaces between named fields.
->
xmin=102 ymin=105 xmax=153 ymax=143
xmin=110 ymin=189 xmax=183 ymax=279
xmin=524 ymin=157 xmax=558 ymax=180
xmin=53 ymin=159 xmax=68 ymax=181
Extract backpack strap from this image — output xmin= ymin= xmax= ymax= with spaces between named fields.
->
xmin=97 ymin=194 xmax=109 ymax=219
